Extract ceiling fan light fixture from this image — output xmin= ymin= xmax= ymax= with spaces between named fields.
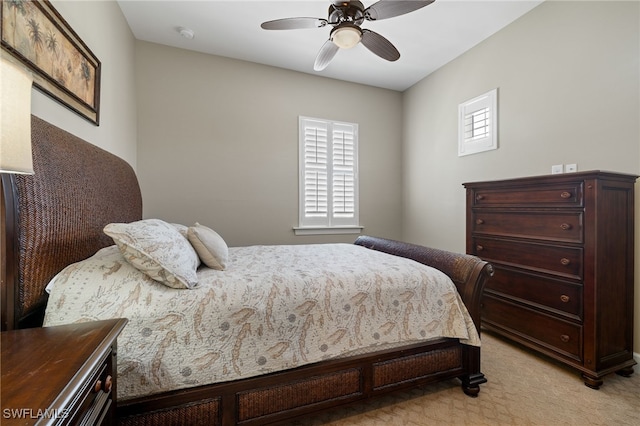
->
xmin=331 ymin=24 xmax=362 ymax=49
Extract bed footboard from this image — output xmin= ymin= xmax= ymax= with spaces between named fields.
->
xmin=354 ymin=235 xmax=493 ymax=331
xmin=354 ymin=235 xmax=494 ymax=395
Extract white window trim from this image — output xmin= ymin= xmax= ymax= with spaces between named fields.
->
xmin=458 ymin=88 xmax=498 ymax=156
xmin=293 ymin=226 xmax=364 ymax=236
xmin=296 ymin=116 xmax=361 ymax=235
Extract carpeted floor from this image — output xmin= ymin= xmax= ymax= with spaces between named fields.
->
xmin=288 ymin=331 xmax=640 ymax=425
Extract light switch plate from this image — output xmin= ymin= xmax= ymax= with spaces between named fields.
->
xmin=551 ymin=164 xmax=564 ymax=174
xmin=565 ymin=164 xmax=577 ymax=173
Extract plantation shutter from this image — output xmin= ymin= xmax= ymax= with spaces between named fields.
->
xmin=302 ymin=118 xmax=329 ymax=224
xmin=299 ymin=117 xmax=358 ymax=229
xmin=331 ymin=123 xmax=356 ymax=223
xmin=464 ymin=107 xmax=490 ymax=141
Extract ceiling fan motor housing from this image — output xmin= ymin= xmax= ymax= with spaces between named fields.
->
xmin=329 ymin=1 xmax=365 ymax=25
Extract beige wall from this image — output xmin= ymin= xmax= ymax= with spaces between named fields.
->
xmin=30 ymin=0 xmax=137 ymax=167
xmin=135 ymin=41 xmax=403 ymax=247
xmin=402 ymin=1 xmax=640 ymax=353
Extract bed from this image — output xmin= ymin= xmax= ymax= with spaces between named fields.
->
xmin=0 ymin=116 xmax=493 ymax=425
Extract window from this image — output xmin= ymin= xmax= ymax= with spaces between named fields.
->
xmin=458 ymin=88 xmax=498 ymax=156
xmin=295 ymin=116 xmax=361 ymax=235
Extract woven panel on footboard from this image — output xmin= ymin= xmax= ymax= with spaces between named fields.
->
xmin=373 ymin=346 xmax=462 ymax=390
xmin=237 ymin=368 xmax=361 ymax=422
xmin=119 ymin=398 xmax=220 ymax=426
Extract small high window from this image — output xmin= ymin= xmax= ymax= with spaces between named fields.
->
xmin=458 ymin=89 xmax=498 ymax=156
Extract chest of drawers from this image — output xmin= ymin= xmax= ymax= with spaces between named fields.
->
xmin=1 ymin=318 xmax=127 ymax=425
xmin=464 ymin=171 xmax=637 ymax=388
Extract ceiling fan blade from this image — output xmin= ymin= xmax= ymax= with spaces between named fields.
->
xmin=261 ymin=17 xmax=328 ymax=30
xmin=314 ymin=40 xmax=340 ymax=71
xmin=361 ymin=29 xmax=400 ymax=62
xmin=365 ymin=0 xmax=434 ymax=21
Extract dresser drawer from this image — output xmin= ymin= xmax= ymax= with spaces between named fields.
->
xmin=473 ymin=237 xmax=583 ymax=280
xmin=482 ymin=295 xmax=582 ymax=360
xmin=74 ymin=355 xmax=114 ymax=426
xmin=471 ymin=182 xmax=583 ymax=208
xmin=486 ymin=266 xmax=582 ymax=318
xmin=472 ymin=211 xmax=583 ymax=243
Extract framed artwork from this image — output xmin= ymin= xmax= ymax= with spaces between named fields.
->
xmin=1 ymin=0 xmax=101 ymax=125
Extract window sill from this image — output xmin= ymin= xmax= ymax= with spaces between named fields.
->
xmin=293 ymin=226 xmax=364 ymax=236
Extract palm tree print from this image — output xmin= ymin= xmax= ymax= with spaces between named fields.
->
xmin=26 ymin=18 xmax=43 ymax=62
xmin=45 ymin=30 xmax=59 ymax=76
xmin=80 ymin=59 xmax=91 ymax=88
xmin=2 ymin=0 xmax=98 ymax=116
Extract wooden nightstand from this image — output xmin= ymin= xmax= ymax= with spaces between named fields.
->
xmin=1 ymin=318 xmax=127 ymax=425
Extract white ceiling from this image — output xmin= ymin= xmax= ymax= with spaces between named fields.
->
xmin=117 ymin=0 xmax=543 ymax=91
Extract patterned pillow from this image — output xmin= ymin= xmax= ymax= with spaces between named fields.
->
xmin=187 ymin=223 xmax=228 ymax=270
xmin=171 ymin=223 xmax=189 ymax=238
xmin=104 ymin=219 xmax=200 ymax=289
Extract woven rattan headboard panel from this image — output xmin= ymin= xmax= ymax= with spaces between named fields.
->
xmin=1 ymin=116 xmax=142 ymax=330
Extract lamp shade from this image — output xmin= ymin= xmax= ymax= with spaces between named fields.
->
xmin=0 ymin=57 xmax=34 ymax=174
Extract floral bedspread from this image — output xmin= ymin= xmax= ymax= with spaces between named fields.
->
xmin=43 ymin=243 xmax=480 ymax=400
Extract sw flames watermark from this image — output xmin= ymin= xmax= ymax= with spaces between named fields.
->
xmin=2 ymin=408 xmax=71 ymax=420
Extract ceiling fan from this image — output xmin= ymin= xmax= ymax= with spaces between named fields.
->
xmin=260 ymin=0 xmax=435 ymax=71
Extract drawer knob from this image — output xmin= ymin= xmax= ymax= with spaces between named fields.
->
xmin=560 ymin=191 xmax=572 ymax=199
xmin=476 ymin=245 xmax=484 ymax=252
xmin=560 ymin=258 xmax=571 ymax=266
xmin=93 ymin=379 xmax=102 ymax=393
xmin=104 ymin=375 xmax=113 ymax=393
xmin=476 ymin=219 xmax=484 ymax=225
xmin=560 ymin=334 xmax=570 ymax=343
xmin=560 ymin=295 xmax=570 ymax=303
xmin=476 ymin=194 xmax=485 ymax=201
xmin=560 ymin=223 xmax=572 ymax=230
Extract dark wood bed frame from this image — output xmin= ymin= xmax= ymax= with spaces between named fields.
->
xmin=1 ymin=116 xmax=493 ymax=425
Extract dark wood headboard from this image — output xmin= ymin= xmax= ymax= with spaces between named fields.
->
xmin=1 ymin=116 xmax=142 ymax=330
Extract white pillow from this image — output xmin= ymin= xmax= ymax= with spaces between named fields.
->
xmin=104 ymin=219 xmax=200 ymax=289
xmin=187 ymin=223 xmax=228 ymax=270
